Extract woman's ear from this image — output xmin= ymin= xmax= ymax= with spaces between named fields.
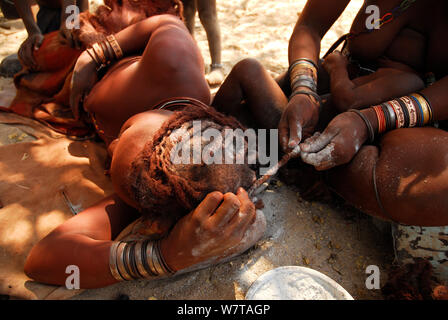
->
xmin=108 ymin=138 xmax=119 ymax=156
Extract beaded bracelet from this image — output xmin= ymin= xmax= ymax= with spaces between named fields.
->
xmin=370 ymin=92 xmax=434 ymax=136
xmin=109 ymin=239 xmax=175 ymax=281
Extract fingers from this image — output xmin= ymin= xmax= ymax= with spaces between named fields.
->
xmin=235 ymin=188 xmax=256 ymax=224
xmin=192 ymin=191 xmax=223 ymax=222
xmin=301 ymin=142 xmax=337 ymax=171
xmin=279 ymin=111 xmax=302 ymax=154
xmin=59 ymin=28 xmax=75 ymax=48
xmin=300 ymin=129 xmax=337 ymax=153
xmin=30 ymin=36 xmax=43 ymax=68
xmin=20 ymin=41 xmax=34 ymax=68
xmin=34 ymin=35 xmax=43 ymax=51
xmin=278 ymin=116 xmax=289 ymax=152
xmin=288 ymin=115 xmax=302 ymax=150
xmin=300 ymin=127 xmax=339 ymax=170
xmin=228 ymin=188 xmax=255 ymax=236
xmin=69 ymin=75 xmax=81 ymax=120
xmin=209 ymin=192 xmax=241 ymax=227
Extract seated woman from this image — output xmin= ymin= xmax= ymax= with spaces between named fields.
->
xmin=23 ymin=14 xmax=285 ymax=289
xmin=272 ymin=0 xmax=448 ymax=280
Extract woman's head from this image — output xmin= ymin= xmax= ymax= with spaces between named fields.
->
xmin=110 ymin=102 xmax=256 ymax=221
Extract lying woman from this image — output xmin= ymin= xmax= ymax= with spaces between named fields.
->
xmin=23 ymin=14 xmax=287 ymax=289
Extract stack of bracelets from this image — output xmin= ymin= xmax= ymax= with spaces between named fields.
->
xmin=109 ymin=239 xmax=175 ymax=281
xmin=86 ymin=34 xmax=123 ymax=71
xmin=348 ymin=92 xmax=433 ymax=143
xmin=288 ymin=58 xmax=322 ymax=107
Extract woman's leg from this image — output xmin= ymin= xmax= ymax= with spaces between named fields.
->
xmin=196 ymin=0 xmax=224 ymax=85
xmin=181 ymin=0 xmax=197 ymax=35
xmin=326 ymin=127 xmax=448 ymax=226
xmin=212 ymin=58 xmax=288 ymax=129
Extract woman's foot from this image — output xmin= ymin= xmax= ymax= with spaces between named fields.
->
xmin=206 ymin=63 xmax=225 ymax=86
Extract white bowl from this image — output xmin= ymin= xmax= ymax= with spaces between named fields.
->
xmin=246 ymin=266 xmax=354 ymax=300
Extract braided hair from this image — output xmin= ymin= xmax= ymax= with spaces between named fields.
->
xmin=126 ymin=102 xmax=256 ymax=222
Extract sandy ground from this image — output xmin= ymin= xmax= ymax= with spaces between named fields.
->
xmin=0 ymin=0 xmax=395 ymax=300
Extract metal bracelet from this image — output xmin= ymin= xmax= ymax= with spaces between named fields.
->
xmin=125 ymin=241 xmax=139 ymax=279
xmin=116 ymin=242 xmax=133 ymax=281
xmin=289 ymin=90 xmax=322 ymax=110
xmin=135 ymin=240 xmax=152 ymax=279
xmin=288 ymin=58 xmax=318 ymax=73
xmin=109 ymin=241 xmax=125 ymax=281
xmin=146 ymin=240 xmax=159 ymax=276
xmin=347 ymin=109 xmax=375 ymax=144
xmin=155 ymin=239 xmax=176 ymax=274
xmin=291 ymin=77 xmax=317 ymax=92
xmin=106 ymin=34 xmax=123 ymax=60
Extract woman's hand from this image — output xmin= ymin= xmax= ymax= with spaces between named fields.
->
xmin=59 ymin=24 xmax=81 ymax=49
xmin=70 ymin=51 xmax=98 ymax=120
xmin=18 ymin=32 xmax=44 ymax=69
xmin=160 ymin=188 xmax=263 ymax=272
xmin=299 ymin=111 xmax=368 ymax=171
xmin=278 ymin=93 xmax=320 ymax=154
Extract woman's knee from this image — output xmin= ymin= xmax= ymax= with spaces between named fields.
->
xmin=231 ymin=58 xmax=265 ymax=81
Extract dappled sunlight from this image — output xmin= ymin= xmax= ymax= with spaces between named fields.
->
xmin=0 ymin=207 xmax=33 ymax=252
xmin=237 ymin=256 xmax=274 ymax=288
xmin=193 ymin=0 xmax=363 ymax=76
xmin=36 ymin=211 xmax=67 ymax=240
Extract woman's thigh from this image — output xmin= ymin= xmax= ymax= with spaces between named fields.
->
xmin=328 ymin=127 xmax=448 ymax=226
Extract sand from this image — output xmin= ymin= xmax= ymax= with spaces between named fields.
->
xmin=0 ymin=0 xmax=395 ymax=300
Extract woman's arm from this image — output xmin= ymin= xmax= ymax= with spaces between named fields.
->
xmin=299 ymin=75 xmax=448 ymax=171
xmin=113 ymin=14 xmax=185 ymax=58
xmin=24 ymin=194 xmax=140 ymax=288
xmin=288 ymin=0 xmax=349 ymax=64
xmin=15 ymin=0 xmax=44 ymax=68
xmin=69 ymin=14 xmax=187 ymax=119
xmin=279 ymin=0 xmax=350 ymax=153
xmin=420 ymin=76 xmax=448 ymax=122
xmin=14 ymin=0 xmax=40 ymax=36
xmin=25 ymin=189 xmax=259 ymax=289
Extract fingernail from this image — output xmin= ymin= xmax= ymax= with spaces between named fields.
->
xmin=301 ymin=143 xmax=309 ymax=152
xmin=281 ymin=137 xmax=288 ymax=147
xmin=290 ymin=145 xmax=301 ymax=156
xmin=288 ymin=139 xmax=297 ymax=148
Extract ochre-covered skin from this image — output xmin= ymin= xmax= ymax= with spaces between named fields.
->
xmin=279 ymin=0 xmax=448 ymax=226
xmin=24 ymin=15 xmax=266 ymax=289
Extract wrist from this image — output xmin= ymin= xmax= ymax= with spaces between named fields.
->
xmin=28 ymin=26 xmax=42 ymax=37
xmin=347 ymin=108 xmax=377 ymax=144
xmin=361 ymin=108 xmax=379 ymax=134
xmin=159 ymin=237 xmax=178 ymax=273
xmin=109 ymin=239 xmax=176 ymax=282
xmin=289 ymin=89 xmax=321 ymax=111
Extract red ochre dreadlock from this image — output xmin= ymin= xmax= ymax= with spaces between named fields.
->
xmin=126 ymin=103 xmax=256 ymax=221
